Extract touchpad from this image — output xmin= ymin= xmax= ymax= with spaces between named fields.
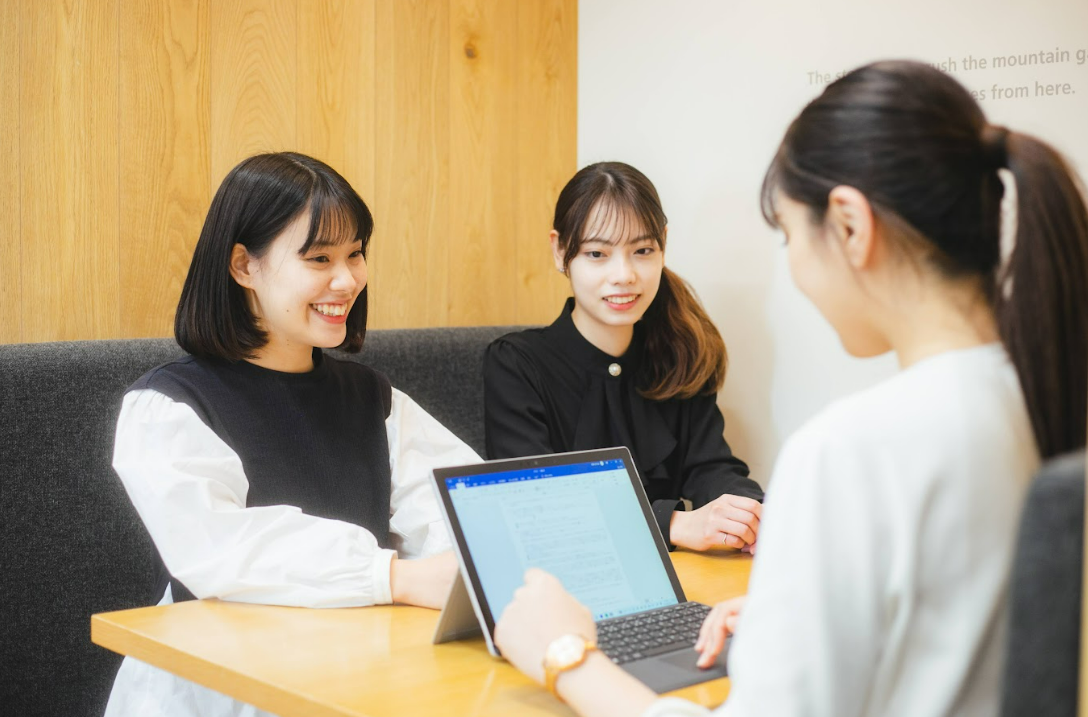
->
xmin=661 ymin=646 xmax=728 ymax=674
xmin=623 ymin=644 xmax=729 ymax=693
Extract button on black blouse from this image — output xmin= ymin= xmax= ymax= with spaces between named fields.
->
xmin=484 ymin=299 xmax=763 ymax=547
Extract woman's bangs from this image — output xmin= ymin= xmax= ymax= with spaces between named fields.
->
xmin=299 ymin=192 xmax=362 ymax=253
xmin=582 ymin=196 xmax=664 ymax=248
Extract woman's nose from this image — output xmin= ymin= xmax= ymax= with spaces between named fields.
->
xmin=610 ymin=256 xmax=636 ymax=284
xmin=330 ymin=262 xmax=358 ymax=293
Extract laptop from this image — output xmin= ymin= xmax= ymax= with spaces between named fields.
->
xmin=430 ymin=447 xmax=729 ymax=693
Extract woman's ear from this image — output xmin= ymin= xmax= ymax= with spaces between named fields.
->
xmin=549 ymin=230 xmax=566 ymax=274
xmin=229 ymin=244 xmax=258 ymax=288
xmin=827 ymin=186 xmax=876 ymax=270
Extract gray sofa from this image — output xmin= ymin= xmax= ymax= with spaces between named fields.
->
xmin=1001 ymin=450 xmax=1085 ymax=717
xmin=4 ymin=331 xmax=1082 ymax=717
xmin=0 ymin=327 xmax=515 ymax=717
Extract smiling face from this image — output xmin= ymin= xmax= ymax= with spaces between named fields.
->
xmin=555 ymin=200 xmax=664 ymax=355
xmin=231 ymin=210 xmax=367 ymax=372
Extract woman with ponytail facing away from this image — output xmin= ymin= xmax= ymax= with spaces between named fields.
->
xmin=484 ymin=162 xmax=764 ymax=553
xmin=491 ymin=61 xmax=1088 ymax=717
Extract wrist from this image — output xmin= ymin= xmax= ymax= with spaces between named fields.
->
xmin=553 ymin=646 xmax=610 ymax=701
xmin=390 ymin=555 xmax=413 ymax=604
xmin=669 ymin=509 xmax=692 ymax=550
xmin=543 ymin=634 xmax=598 ymax=699
xmin=374 ymin=549 xmax=396 ymax=604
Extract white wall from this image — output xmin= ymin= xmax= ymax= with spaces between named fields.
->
xmin=579 ymin=0 xmax=1088 ymax=483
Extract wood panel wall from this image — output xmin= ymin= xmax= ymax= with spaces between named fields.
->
xmin=0 ymin=0 xmax=576 ymax=344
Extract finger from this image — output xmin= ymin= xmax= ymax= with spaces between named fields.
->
xmin=713 ymin=518 xmax=757 ymax=546
xmin=721 ymin=495 xmax=762 ymax=516
xmin=695 ymin=609 xmax=713 ymax=650
xmin=722 ymin=533 xmax=746 ymax=549
xmin=699 ymin=635 xmax=725 ymax=668
xmin=720 ymin=504 xmax=761 ymax=528
xmin=698 ymin=606 xmax=733 ymax=667
xmin=696 ymin=624 xmax=727 ymax=668
xmin=525 ymin=568 xmax=556 ymax=585
xmin=709 ymin=502 xmax=761 ymax=530
xmin=695 ymin=603 xmax=727 ymax=650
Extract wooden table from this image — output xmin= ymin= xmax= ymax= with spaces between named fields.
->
xmin=92 ymin=551 xmax=751 ymax=717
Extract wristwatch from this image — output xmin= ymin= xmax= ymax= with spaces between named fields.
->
xmin=542 ymin=634 xmax=598 ymax=699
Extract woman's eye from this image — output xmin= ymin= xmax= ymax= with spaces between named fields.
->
xmin=635 ymin=246 xmax=656 ymax=256
xmin=350 ymin=250 xmax=364 ymax=258
xmin=585 ymin=250 xmax=605 ymax=259
xmin=309 ymin=255 xmax=330 ymax=263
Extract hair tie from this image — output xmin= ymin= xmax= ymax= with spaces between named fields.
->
xmin=981 ymin=124 xmax=1009 ymax=170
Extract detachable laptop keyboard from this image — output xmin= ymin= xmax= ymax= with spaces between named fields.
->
xmin=596 ymin=601 xmax=711 ymax=665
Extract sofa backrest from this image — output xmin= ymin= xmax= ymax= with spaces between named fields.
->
xmin=1001 ymin=450 xmax=1085 ymax=717
xmin=0 ymin=326 xmax=518 ymax=717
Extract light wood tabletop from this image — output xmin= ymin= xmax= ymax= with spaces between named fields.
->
xmin=91 ymin=551 xmax=751 ymax=717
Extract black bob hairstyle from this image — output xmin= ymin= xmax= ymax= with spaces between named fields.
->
xmin=175 ymin=152 xmax=374 ymax=360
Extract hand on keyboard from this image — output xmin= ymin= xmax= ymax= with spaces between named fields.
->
xmin=695 ymin=595 xmax=747 ymax=668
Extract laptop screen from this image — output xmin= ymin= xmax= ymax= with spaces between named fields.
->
xmin=441 ymin=455 xmax=680 ymax=624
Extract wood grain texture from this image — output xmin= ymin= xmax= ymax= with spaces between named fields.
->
xmin=210 ymin=0 xmax=296 ymax=188
xmin=92 ymin=551 xmax=748 ymax=717
xmin=5 ymin=0 xmax=576 ymax=343
xmin=515 ymin=0 xmax=577 ymax=325
xmin=21 ymin=0 xmax=120 ymax=341
xmin=297 ymin=0 xmax=375 ymax=211
xmin=119 ymin=0 xmax=211 ymax=339
xmin=447 ymin=0 xmax=517 ymax=326
xmin=372 ymin=0 xmax=450 ymax=329
xmin=0 ymin=1 xmax=20 ymax=343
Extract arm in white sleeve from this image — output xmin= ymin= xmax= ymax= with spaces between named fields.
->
xmin=718 ymin=424 xmax=883 ymax=717
xmin=642 ymin=698 xmax=715 ymax=717
xmin=386 ymin=388 xmax=483 ymax=558
xmin=112 ymin=389 xmax=397 ymax=608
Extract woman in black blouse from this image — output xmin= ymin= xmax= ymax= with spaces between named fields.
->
xmin=484 ymin=161 xmax=763 ymax=552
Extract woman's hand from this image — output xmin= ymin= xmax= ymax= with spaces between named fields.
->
xmin=694 ymin=595 xmax=746 ymax=668
xmin=494 ymin=568 xmax=597 ymax=683
xmin=670 ymin=494 xmax=762 ymax=552
xmin=390 ymin=550 xmax=458 ymax=609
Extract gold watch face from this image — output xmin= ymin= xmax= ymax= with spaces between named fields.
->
xmin=546 ymin=634 xmax=587 ymax=669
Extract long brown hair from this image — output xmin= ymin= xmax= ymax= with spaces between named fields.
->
xmin=553 ymin=161 xmax=727 ymax=400
xmin=761 ymin=60 xmax=1088 ymax=459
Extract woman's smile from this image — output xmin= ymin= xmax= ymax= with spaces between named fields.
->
xmin=603 ymin=293 xmax=640 ymax=311
xmin=311 ymin=302 xmax=350 ymax=323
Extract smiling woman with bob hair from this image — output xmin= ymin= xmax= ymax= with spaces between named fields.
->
xmin=104 ymin=151 xmax=480 ymax=717
xmin=174 ymin=152 xmax=372 ymax=359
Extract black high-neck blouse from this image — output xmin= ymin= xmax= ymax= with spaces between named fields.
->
xmin=483 ymin=299 xmax=763 ymax=546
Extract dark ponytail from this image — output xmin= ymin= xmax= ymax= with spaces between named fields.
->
xmin=998 ymin=132 xmax=1088 ymax=458
xmin=761 ymin=60 xmax=1088 ymax=458
xmin=553 ymin=162 xmax=728 ymax=400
